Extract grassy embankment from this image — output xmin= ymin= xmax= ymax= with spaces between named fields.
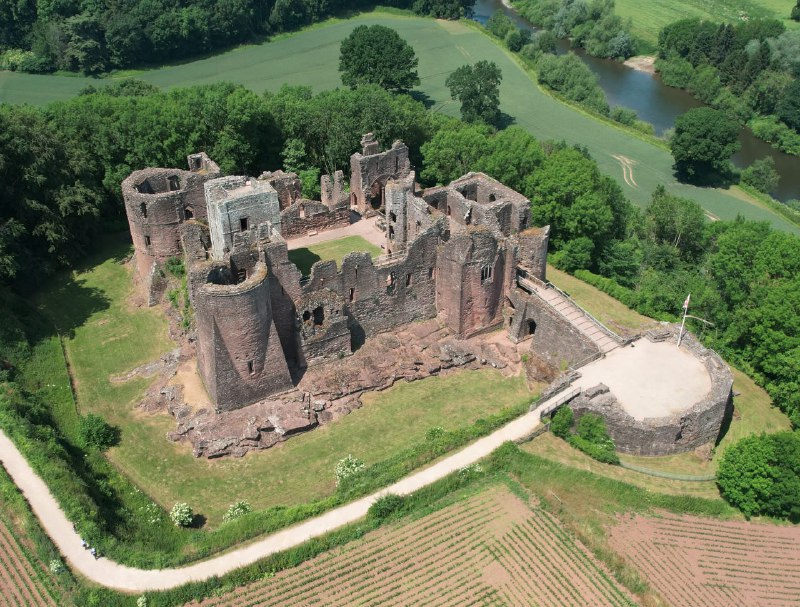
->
xmin=288 ymin=235 xmax=381 ymax=276
xmin=30 ymin=237 xmax=534 ymax=522
xmin=1 ymin=12 xmax=797 ymax=233
xmin=534 ymin=264 xmax=792 ymax=499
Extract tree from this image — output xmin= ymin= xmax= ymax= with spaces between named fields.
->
xmin=643 ymin=186 xmax=706 ymax=260
xmin=78 ymin=414 xmax=120 ymax=450
xmin=793 ymin=0 xmax=800 ymax=21
xmin=670 ymin=107 xmax=741 ymax=183
xmin=777 ymin=79 xmax=800 ymax=131
xmin=717 ymin=432 xmax=800 ymax=520
xmin=338 ymin=25 xmax=420 ymax=93
xmin=445 ymin=60 xmax=503 ymax=124
xmin=741 ymin=157 xmax=780 ymax=194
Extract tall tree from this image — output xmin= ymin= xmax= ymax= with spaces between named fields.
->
xmin=445 ymin=60 xmax=503 ymax=124
xmin=670 ymin=107 xmax=741 ymax=183
xmin=338 ymin=25 xmax=420 ymax=93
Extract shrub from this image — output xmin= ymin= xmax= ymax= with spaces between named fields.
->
xmin=741 ymin=157 xmax=780 ymax=194
xmin=368 ymin=494 xmax=404 ymax=519
xmin=49 ymin=559 xmax=65 ymax=574
xmin=425 ymin=426 xmax=445 ymax=441
xmin=222 ymin=500 xmax=252 ymax=523
xmin=170 ymin=503 xmax=194 ymax=527
xmin=137 ymin=596 xmax=148 ymax=607
xmin=165 ymin=257 xmax=185 ymax=277
xmin=334 ymin=455 xmax=365 ymax=486
xmin=550 ymin=406 xmax=573 ymax=439
xmin=78 ymin=413 xmax=120 ymax=451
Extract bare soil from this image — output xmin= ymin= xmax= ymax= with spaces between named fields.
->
xmin=187 ymin=487 xmax=636 ymax=607
xmin=609 ymin=511 xmax=800 ymax=607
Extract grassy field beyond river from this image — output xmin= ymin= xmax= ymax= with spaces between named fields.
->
xmin=2 ymin=12 xmax=798 ymax=233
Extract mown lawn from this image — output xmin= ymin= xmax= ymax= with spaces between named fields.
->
xmin=2 ymin=12 xmax=797 ymax=233
xmin=288 ymin=235 xmax=382 ymax=276
xmin=614 ymin=0 xmax=797 ymax=47
xmin=32 ymin=237 xmax=535 ymax=521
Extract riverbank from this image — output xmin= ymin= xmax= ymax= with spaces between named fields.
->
xmin=623 ymin=55 xmax=656 ymax=74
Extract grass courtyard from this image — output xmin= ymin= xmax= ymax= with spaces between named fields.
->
xmin=288 ymin=235 xmax=382 ymax=276
xmin=1 ymin=12 xmax=797 ymax=233
xmin=30 ymin=237 xmax=535 ymax=522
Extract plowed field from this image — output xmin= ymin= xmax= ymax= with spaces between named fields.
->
xmin=0 ymin=517 xmax=58 ymax=607
xmin=609 ymin=512 xmax=800 ymax=607
xmin=188 ymin=488 xmax=636 ymax=607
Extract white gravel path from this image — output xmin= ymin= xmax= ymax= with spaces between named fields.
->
xmin=0 ymin=393 xmax=562 ymax=592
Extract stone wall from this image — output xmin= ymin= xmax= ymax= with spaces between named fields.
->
xmin=435 ymin=228 xmax=513 ymax=338
xmin=258 ymin=170 xmax=302 ymax=210
xmin=206 ymin=176 xmax=281 ymax=260
xmin=193 ymin=261 xmax=293 ymax=411
xmin=297 ymin=289 xmax=351 ymax=364
xmin=507 ymin=290 xmax=599 ymax=369
xmin=350 ymin=133 xmax=410 ymax=214
xmin=280 ymin=200 xmax=349 ymax=238
xmin=517 ymin=227 xmax=550 ymax=281
xmin=321 ymin=170 xmax=348 ymax=210
xmin=568 ymin=328 xmax=734 ymax=456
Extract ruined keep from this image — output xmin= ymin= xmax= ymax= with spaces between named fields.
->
xmin=122 ymin=136 xmax=600 ymax=415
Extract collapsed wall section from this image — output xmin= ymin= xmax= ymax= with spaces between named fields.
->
xmin=349 ymin=133 xmax=410 ymax=214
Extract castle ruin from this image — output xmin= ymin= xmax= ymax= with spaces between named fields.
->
xmin=123 ymin=135 xmax=732 ymax=458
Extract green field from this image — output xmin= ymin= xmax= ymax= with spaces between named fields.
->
xmin=288 ymin=235 xmax=382 ymax=276
xmin=2 ymin=12 xmax=797 ymax=233
xmin=614 ymin=0 xmax=797 ymax=46
xmin=32 ymin=238 xmax=534 ymax=520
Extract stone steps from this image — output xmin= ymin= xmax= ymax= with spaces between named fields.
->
xmin=525 ymin=280 xmax=621 ymax=354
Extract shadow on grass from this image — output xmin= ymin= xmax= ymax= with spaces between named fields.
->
xmin=288 ymin=248 xmax=322 ymax=277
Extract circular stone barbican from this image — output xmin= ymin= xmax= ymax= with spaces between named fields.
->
xmin=570 ymin=329 xmax=733 ymax=456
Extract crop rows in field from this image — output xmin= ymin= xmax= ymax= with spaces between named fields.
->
xmin=609 ymin=511 xmax=800 ymax=607
xmin=0 ymin=517 xmax=57 ymax=607
xmin=189 ymin=488 xmax=635 ymax=607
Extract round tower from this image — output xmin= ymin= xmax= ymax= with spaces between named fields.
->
xmin=194 ymin=262 xmax=293 ymax=411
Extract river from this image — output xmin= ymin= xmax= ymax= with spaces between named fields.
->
xmin=472 ymin=0 xmax=800 ymax=202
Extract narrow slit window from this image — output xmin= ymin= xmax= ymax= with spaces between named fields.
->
xmin=247 ymin=360 xmax=255 ymax=375
xmin=349 ymin=287 xmax=355 ymax=302
xmin=406 ymin=273 xmax=412 ymax=287
xmin=144 ymin=235 xmax=151 ymax=246
xmin=240 ymin=217 xmax=249 ymax=232
xmin=140 ymin=202 xmax=147 ymax=218
xmin=481 ymin=265 xmax=492 ymax=284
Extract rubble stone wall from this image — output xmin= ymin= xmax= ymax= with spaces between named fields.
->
xmin=507 ymin=290 xmax=599 ymax=368
xmin=280 ymin=200 xmax=350 ymax=238
xmin=569 ymin=328 xmax=734 ymax=455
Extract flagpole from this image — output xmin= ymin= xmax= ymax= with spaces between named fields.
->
xmin=677 ymin=293 xmax=690 ymax=348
